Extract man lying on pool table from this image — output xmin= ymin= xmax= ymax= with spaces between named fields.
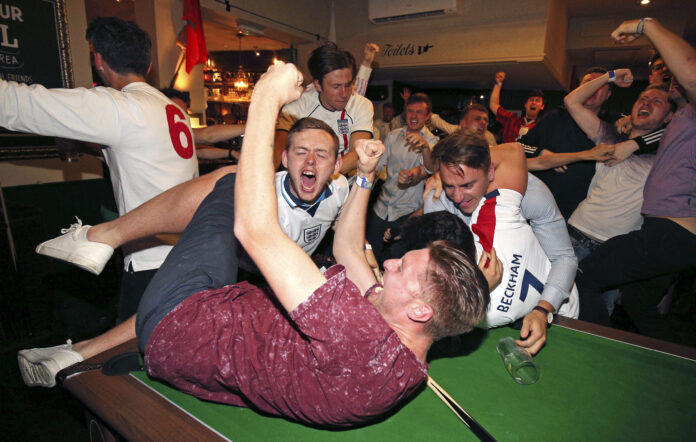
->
xmin=19 ymin=62 xmax=490 ymax=428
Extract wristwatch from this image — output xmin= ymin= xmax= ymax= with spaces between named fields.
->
xmin=533 ymin=305 xmax=553 ymax=325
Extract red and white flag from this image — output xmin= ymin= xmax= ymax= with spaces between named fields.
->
xmin=183 ymin=0 xmax=208 ymax=73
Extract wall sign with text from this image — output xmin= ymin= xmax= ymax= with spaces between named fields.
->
xmin=381 ymin=43 xmax=435 ymax=57
xmin=0 ymin=0 xmax=73 ymax=88
xmin=0 ymin=1 xmax=74 ymax=161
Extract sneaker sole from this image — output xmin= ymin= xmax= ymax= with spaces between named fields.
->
xmin=35 ymin=243 xmax=109 ymax=275
xmin=17 ymin=354 xmax=56 ymax=388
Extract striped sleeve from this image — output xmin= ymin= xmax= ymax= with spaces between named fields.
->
xmin=518 ymin=142 xmax=542 ymax=157
xmin=633 ymin=127 xmax=664 ymax=155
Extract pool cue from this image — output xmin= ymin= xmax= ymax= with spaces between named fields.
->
xmin=427 ymin=376 xmax=496 ymax=442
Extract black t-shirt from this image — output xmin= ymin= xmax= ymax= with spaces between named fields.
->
xmin=519 ymin=109 xmax=596 ymax=219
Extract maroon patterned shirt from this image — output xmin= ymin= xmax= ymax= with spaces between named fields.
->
xmin=145 ymin=265 xmax=428 ymax=427
xmin=496 ymin=107 xmax=538 ymax=143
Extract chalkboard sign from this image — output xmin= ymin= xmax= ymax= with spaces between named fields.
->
xmin=0 ymin=0 xmax=73 ymax=88
xmin=0 ymin=0 xmax=74 ymax=160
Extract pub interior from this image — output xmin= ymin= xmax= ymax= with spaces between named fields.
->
xmin=1 ymin=0 xmax=695 ymax=440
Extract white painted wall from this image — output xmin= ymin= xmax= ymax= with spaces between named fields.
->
xmin=544 ymin=0 xmax=569 ymax=88
xmin=335 ymin=0 xmax=550 ymax=68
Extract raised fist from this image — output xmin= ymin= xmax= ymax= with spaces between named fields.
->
xmin=611 ymin=19 xmax=646 ymax=44
xmin=252 ymin=61 xmax=304 ymax=107
xmin=613 ymin=68 xmax=634 ymax=88
xmin=362 ymin=43 xmax=379 ymax=67
xmin=354 ymin=139 xmax=385 ymax=176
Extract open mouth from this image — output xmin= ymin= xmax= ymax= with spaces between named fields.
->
xmin=301 ymin=171 xmax=316 ymax=191
xmin=638 ymin=109 xmax=650 ymax=117
xmin=459 ymin=200 xmax=474 ymax=211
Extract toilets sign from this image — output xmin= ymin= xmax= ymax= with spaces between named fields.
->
xmin=0 ymin=0 xmax=72 ymax=88
xmin=381 ymin=43 xmax=435 ymax=58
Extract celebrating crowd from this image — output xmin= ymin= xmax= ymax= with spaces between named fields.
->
xmin=2 ymin=15 xmax=694 ymax=428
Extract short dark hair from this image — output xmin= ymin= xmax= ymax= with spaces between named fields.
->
xmin=286 ymin=117 xmax=339 ymax=158
xmin=649 ymin=52 xmax=663 ymax=69
xmin=400 ymin=211 xmax=476 ymax=260
xmin=422 ymin=241 xmax=490 ymax=340
xmin=642 ymin=83 xmax=677 ymax=112
xmin=406 ymin=92 xmax=432 ymax=113
xmin=460 ymin=103 xmax=488 ymax=121
xmin=86 ymin=17 xmax=152 ymax=77
xmin=528 ymin=89 xmax=545 ymax=102
xmin=431 ymin=130 xmax=491 ymax=172
xmin=382 ymin=102 xmax=394 ymax=110
xmin=581 ymin=66 xmax=608 ymax=79
xmin=160 ymin=88 xmax=190 ymax=107
xmin=307 ymin=43 xmax=356 ymax=84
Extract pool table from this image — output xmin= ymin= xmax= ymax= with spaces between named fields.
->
xmin=63 ymin=316 xmax=696 ymax=441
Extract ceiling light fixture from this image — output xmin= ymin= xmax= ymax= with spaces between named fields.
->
xmin=232 ymin=31 xmax=253 ymax=93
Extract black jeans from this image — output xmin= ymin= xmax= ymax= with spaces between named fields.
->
xmin=576 ymin=217 xmax=696 ymax=340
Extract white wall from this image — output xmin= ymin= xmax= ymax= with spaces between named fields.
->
xmin=335 ymin=0 xmax=550 ymax=68
xmin=544 ymin=0 xmax=569 ymax=88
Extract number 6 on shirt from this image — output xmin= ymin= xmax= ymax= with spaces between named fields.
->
xmin=166 ymin=104 xmax=194 ymax=159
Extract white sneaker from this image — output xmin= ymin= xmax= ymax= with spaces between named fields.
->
xmin=18 ymin=340 xmax=84 ymax=388
xmin=35 ymin=217 xmax=114 ymax=275
xmin=18 ymin=339 xmax=73 ymax=363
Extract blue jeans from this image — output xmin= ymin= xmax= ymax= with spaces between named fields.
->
xmin=568 ymin=225 xmax=620 ymax=315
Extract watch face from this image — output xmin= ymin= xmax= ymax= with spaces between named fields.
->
xmin=534 ymin=306 xmax=553 ymax=324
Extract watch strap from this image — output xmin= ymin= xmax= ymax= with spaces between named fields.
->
xmin=533 ymin=306 xmax=553 ymax=325
xmin=355 ymin=175 xmax=374 ymax=189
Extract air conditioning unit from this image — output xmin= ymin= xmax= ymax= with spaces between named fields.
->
xmin=368 ymin=0 xmax=459 ymax=24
